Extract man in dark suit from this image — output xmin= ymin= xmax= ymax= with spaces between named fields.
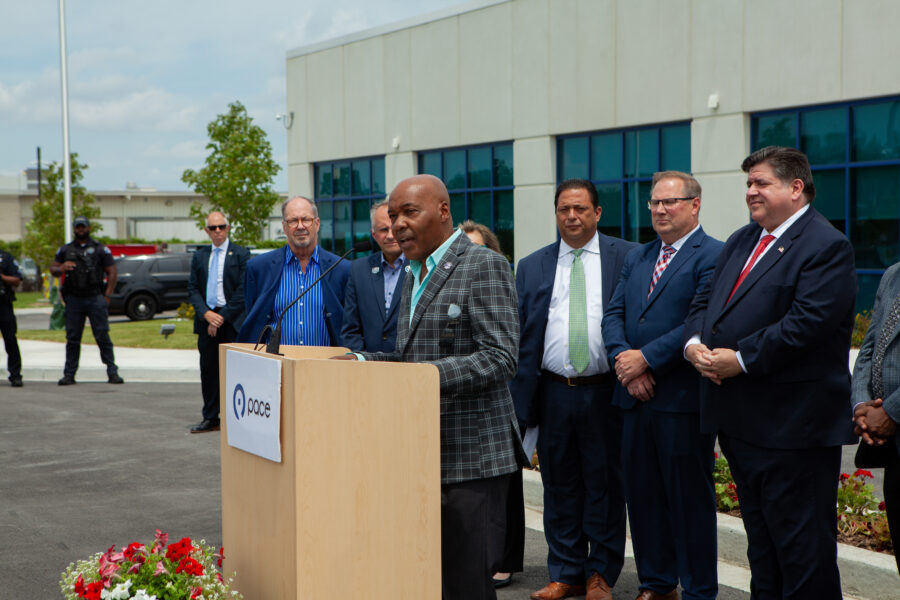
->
xmin=238 ymin=196 xmax=349 ymax=347
xmin=602 ymin=172 xmax=722 ymax=600
xmin=187 ymin=211 xmax=250 ymax=433
xmin=341 ymin=199 xmax=407 ymax=352
xmin=684 ymin=146 xmax=857 ymax=599
xmin=851 ymin=263 xmax=900 ymax=574
xmin=510 ymin=179 xmax=636 ymax=600
xmin=336 ymin=174 xmax=526 ymax=600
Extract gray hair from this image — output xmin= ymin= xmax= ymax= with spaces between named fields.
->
xmin=370 ymin=200 xmax=389 ymax=226
xmin=281 ymin=196 xmax=318 ymax=219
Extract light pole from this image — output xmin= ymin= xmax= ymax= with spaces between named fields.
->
xmin=58 ymin=0 xmax=73 ymax=242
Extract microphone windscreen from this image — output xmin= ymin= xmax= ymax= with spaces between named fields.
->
xmin=353 ymin=239 xmax=373 ymax=253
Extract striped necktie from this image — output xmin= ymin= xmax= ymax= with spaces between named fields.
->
xmin=648 ymin=245 xmax=676 ymax=298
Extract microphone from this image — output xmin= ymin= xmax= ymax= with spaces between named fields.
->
xmin=265 ymin=239 xmax=371 ymax=355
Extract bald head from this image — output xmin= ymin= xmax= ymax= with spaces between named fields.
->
xmin=388 ymin=175 xmax=454 ymax=262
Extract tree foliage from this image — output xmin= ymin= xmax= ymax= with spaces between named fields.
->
xmin=23 ymin=154 xmax=101 ymax=271
xmin=182 ymin=101 xmax=282 ymax=245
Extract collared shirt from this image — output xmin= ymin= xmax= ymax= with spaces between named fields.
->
xmin=270 ymin=245 xmax=329 ymax=346
xmin=542 ymin=232 xmax=608 ymax=376
xmin=207 ymin=239 xmax=230 ymax=308
xmin=409 ymin=229 xmax=462 ymax=326
xmin=381 ymin=252 xmax=405 ymax=314
xmin=654 ymin=223 xmax=699 ymax=263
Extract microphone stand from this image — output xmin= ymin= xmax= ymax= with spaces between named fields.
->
xmin=265 ymin=240 xmax=370 ymax=355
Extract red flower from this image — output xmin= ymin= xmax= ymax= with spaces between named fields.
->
xmin=77 ymin=581 xmax=103 ymax=600
xmin=217 ymin=573 xmax=224 ymax=583
xmin=123 ymin=542 xmax=145 ymax=562
xmin=880 ymin=500 xmax=887 ymax=511
xmin=714 ymin=452 xmax=718 ymax=459
xmin=165 ymin=537 xmax=196 ymax=562
xmin=74 ymin=575 xmax=86 ymax=596
xmin=840 ymin=473 xmax=849 ymax=481
xmin=175 ymin=556 xmax=205 ymax=577
xmin=216 ymin=547 xmax=225 ymax=568
xmin=854 ymin=469 xmax=874 ymax=479
xmin=191 ymin=587 xmax=203 ymax=599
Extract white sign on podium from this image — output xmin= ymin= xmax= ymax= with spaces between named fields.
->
xmin=224 ymin=350 xmax=283 ymax=462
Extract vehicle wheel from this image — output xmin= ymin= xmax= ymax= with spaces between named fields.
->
xmin=125 ymin=293 xmax=157 ymax=321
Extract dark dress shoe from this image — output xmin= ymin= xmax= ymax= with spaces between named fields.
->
xmin=9 ymin=377 xmax=23 ymax=387
xmin=493 ymin=573 xmax=513 ymax=588
xmin=530 ymin=581 xmax=586 ymax=600
xmin=108 ymin=374 xmax=124 ymax=384
xmin=58 ymin=375 xmax=76 ymax=386
xmin=191 ymin=419 xmax=221 ymax=433
xmin=635 ymin=589 xmax=679 ymax=600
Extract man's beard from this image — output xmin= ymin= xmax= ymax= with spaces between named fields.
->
xmin=74 ymin=231 xmax=90 ymax=241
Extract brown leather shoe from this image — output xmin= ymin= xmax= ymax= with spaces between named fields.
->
xmin=530 ymin=581 xmax=587 ymax=600
xmin=634 ymin=588 xmax=678 ymax=600
xmin=586 ymin=573 xmax=613 ymax=600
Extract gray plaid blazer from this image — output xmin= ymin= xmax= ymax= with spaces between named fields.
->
xmin=361 ymin=233 xmax=528 ymax=484
xmin=852 ymin=263 xmax=900 ymax=455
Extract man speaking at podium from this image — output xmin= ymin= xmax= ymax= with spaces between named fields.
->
xmin=335 ymin=174 xmax=527 ymax=600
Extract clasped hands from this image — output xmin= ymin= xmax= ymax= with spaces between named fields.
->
xmin=685 ymin=343 xmax=742 ymax=385
xmin=203 ymin=310 xmax=225 ymax=337
xmin=614 ymin=350 xmax=655 ymax=402
xmin=853 ymin=398 xmax=898 ymax=446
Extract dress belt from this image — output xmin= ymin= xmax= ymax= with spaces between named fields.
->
xmin=541 ymin=369 xmax=612 ymax=387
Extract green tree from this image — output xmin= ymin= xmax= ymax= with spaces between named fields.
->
xmin=23 ymin=154 xmax=101 ymax=272
xmin=182 ymin=101 xmax=282 ymax=245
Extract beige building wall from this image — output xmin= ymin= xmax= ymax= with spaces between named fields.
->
xmin=285 ymin=0 xmax=900 ymax=262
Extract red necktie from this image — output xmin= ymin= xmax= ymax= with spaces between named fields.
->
xmin=727 ymin=234 xmax=775 ymax=303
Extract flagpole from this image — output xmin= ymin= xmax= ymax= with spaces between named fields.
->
xmin=58 ymin=0 xmax=73 ymax=242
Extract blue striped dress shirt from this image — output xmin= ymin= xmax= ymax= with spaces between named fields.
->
xmin=270 ymin=246 xmax=329 ymax=346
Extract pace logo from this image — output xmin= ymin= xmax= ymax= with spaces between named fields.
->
xmin=233 ymin=383 xmax=246 ymax=420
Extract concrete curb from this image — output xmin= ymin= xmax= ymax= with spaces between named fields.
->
xmin=21 ymin=365 xmax=199 ymax=383
xmin=522 ymin=469 xmax=898 ymax=600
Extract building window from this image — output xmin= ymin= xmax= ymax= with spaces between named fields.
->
xmin=314 ymin=156 xmax=386 ymax=255
xmin=417 ymin=142 xmax=514 ymax=260
xmin=557 ymin=122 xmax=691 ymax=244
xmin=752 ymin=96 xmax=900 ymax=312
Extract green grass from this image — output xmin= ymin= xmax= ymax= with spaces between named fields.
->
xmin=13 ymin=291 xmax=50 ymax=309
xmin=18 ymin=318 xmax=197 ymax=350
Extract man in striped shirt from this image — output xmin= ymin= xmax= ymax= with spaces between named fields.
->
xmin=239 ymin=196 xmax=350 ymax=347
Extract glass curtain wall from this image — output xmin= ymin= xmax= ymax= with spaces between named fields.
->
xmin=314 ymin=156 xmax=386 ymax=255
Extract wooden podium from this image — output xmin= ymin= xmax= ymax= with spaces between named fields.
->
xmin=219 ymin=343 xmax=441 ymax=599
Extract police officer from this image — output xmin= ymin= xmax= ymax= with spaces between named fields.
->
xmin=0 ymin=248 xmax=24 ymax=387
xmin=50 ymin=216 xmax=124 ymax=385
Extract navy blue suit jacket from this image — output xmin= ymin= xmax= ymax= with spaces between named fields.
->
xmin=186 ymin=243 xmax=250 ymax=335
xmin=603 ymin=227 xmax=723 ymax=412
xmin=237 ymin=245 xmax=350 ymax=346
xmin=509 ymin=233 xmax=638 ymax=426
xmin=684 ymin=207 xmax=857 ymax=448
xmin=341 ymin=252 xmax=408 ymax=352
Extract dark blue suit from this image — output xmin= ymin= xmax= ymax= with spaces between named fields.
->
xmin=340 ymin=252 xmax=407 ymax=352
xmin=237 ymin=245 xmax=350 ymax=346
xmin=602 ymin=227 xmax=722 ymax=599
xmin=684 ymin=207 xmax=857 ymax=599
xmin=509 ymin=232 xmax=636 ymax=587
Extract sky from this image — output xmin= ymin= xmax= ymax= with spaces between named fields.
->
xmin=0 ymin=0 xmax=470 ymax=192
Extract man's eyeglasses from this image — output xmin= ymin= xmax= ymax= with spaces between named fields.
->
xmin=284 ymin=217 xmax=316 ymax=229
xmin=647 ymin=197 xmax=695 ymax=210
xmin=206 ymin=224 xmax=227 ymax=231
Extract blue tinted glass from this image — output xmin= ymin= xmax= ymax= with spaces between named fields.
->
xmin=811 ymin=169 xmax=845 ymax=231
xmin=857 ymin=272 xmax=882 ymax=314
xmin=316 ymin=165 xmax=332 ymax=197
xmin=591 ymin=133 xmax=621 ymax=181
xmin=333 ymin=200 xmax=351 ymax=254
xmin=661 ymin=124 xmax=691 ymax=172
xmin=624 ymin=180 xmax=654 ymax=242
xmin=469 ymin=147 xmax=492 ymax=188
xmin=372 ymin=157 xmax=385 ymax=194
xmin=351 ymin=161 xmax=371 ymax=195
xmin=852 ymin=166 xmax=900 ymax=269
xmin=470 ymin=191 xmax=492 ymax=226
xmin=334 ymin=163 xmax=351 ymax=196
xmin=318 ymin=201 xmax=334 ymax=251
xmin=625 ymin=129 xmax=658 ymax=178
xmin=493 ymin=144 xmax=513 ymax=187
xmin=801 ymin=108 xmax=846 ymax=165
xmin=494 ymin=190 xmax=513 ymax=260
xmin=559 ymin=137 xmax=589 ymax=180
xmin=420 ymin=152 xmax=441 ymax=177
xmin=596 ymin=183 xmax=622 ymax=238
xmin=450 ymin=193 xmax=466 ymax=224
xmin=755 ymin=114 xmax=797 ymax=149
xmin=444 ymin=150 xmax=466 ymax=190
xmin=852 ymin=101 xmax=900 ymax=161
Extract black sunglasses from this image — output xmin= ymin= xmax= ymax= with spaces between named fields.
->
xmin=207 ymin=224 xmax=227 ymax=231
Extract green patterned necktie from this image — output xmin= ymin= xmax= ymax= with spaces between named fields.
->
xmin=569 ymin=248 xmax=590 ymax=373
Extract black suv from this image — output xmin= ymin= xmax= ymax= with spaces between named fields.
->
xmin=109 ymin=253 xmax=192 ymax=320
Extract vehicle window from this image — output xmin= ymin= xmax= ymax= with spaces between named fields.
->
xmin=116 ymin=260 xmax=141 ymax=274
xmin=154 ymin=258 xmax=185 ymax=274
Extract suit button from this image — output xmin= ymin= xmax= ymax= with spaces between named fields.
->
xmin=639 ymin=317 xmax=645 ymax=323
xmin=383 ymin=335 xmax=388 ymax=340
xmin=712 ymin=327 xmax=718 ymax=335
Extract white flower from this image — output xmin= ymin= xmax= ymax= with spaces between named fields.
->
xmin=100 ymin=580 xmax=132 ymax=599
xmin=133 ymin=590 xmax=158 ymax=600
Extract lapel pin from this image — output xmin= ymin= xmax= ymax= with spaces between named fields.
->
xmin=778 ymin=247 xmax=784 ymax=253
xmin=443 ymin=261 xmax=452 ymax=270
xmin=448 ymin=304 xmax=462 ymax=319
xmin=371 ymin=266 xmax=380 ymax=274
xmin=404 ymin=265 xmax=411 ymax=273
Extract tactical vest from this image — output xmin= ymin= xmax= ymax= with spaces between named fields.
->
xmin=62 ymin=241 xmax=105 ymax=297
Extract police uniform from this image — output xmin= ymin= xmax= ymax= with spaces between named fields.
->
xmin=0 ymin=250 xmax=23 ymax=386
xmin=55 ymin=238 xmax=121 ymax=381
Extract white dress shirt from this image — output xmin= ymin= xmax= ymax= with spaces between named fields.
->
xmin=208 ymin=239 xmax=229 ymax=308
xmin=542 ymin=232 xmax=608 ymax=376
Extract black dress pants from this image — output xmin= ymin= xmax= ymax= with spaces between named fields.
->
xmin=0 ymin=302 xmax=21 ymax=379
xmin=197 ymin=318 xmax=236 ymax=421
xmin=64 ymin=294 xmax=118 ymax=377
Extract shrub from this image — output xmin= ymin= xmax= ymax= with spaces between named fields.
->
xmin=852 ymin=311 xmax=872 ymax=348
xmin=177 ymin=302 xmax=196 ymax=321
